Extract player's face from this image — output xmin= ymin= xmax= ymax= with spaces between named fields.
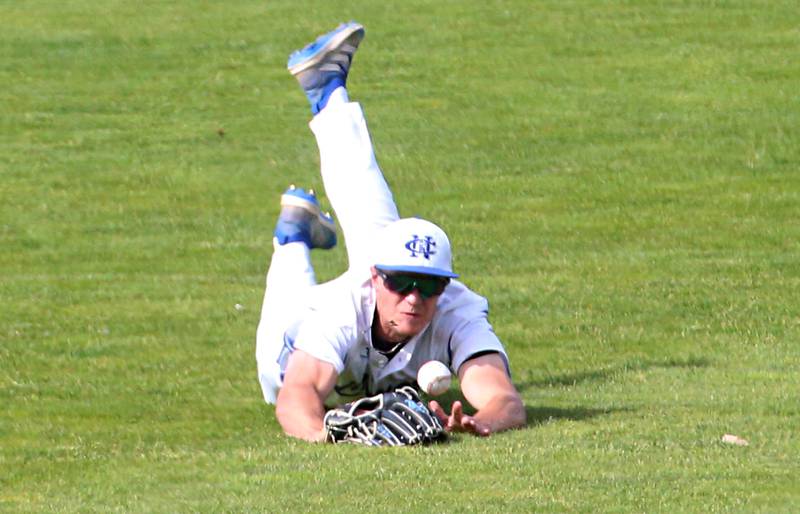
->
xmin=371 ymin=268 xmax=448 ymax=342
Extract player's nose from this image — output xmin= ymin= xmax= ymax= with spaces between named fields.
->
xmin=404 ymin=289 xmax=424 ymax=304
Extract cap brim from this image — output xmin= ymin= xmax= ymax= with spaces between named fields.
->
xmin=375 ymin=264 xmax=459 ymax=279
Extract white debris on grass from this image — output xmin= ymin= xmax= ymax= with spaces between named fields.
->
xmin=721 ymin=434 xmax=749 ymax=446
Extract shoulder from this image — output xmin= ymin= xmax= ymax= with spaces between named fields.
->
xmin=298 ymin=272 xmax=374 ymax=336
xmin=427 ymin=280 xmax=497 ymax=345
xmin=428 ymin=280 xmax=506 ymax=364
xmin=292 ymin=273 xmax=373 ymax=371
xmin=306 ymin=271 xmax=370 ymax=311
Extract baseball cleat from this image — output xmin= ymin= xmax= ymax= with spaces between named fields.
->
xmin=274 ymin=185 xmax=337 ymax=250
xmin=287 ymin=21 xmax=365 ymax=114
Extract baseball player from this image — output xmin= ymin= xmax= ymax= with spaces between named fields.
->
xmin=256 ymin=22 xmax=526 ymax=441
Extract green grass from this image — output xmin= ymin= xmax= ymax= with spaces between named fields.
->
xmin=2 ymin=0 xmax=799 ymax=512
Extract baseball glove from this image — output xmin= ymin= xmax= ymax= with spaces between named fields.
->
xmin=323 ymin=386 xmax=446 ymax=446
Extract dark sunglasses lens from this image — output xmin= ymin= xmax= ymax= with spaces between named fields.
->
xmin=415 ymin=277 xmax=448 ymax=298
xmin=384 ymin=274 xmax=415 ymax=294
xmin=382 ymin=272 xmax=448 ymax=298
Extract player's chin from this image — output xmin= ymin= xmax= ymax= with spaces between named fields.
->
xmin=396 ymin=316 xmax=427 ymax=337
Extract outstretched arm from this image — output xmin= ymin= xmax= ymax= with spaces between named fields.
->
xmin=429 ymin=353 xmax=525 ymax=436
xmin=275 ymin=349 xmax=338 ymax=442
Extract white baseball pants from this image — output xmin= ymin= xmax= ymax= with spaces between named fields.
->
xmin=255 ymin=102 xmax=399 ymax=403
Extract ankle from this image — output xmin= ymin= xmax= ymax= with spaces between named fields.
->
xmin=321 ymin=85 xmax=349 ymax=111
xmin=312 ymin=77 xmax=346 ymax=114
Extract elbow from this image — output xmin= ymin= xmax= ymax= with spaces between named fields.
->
xmin=274 ymin=385 xmax=302 ymax=434
xmin=514 ymin=396 xmax=527 ymax=428
xmin=274 ymin=385 xmax=327 ymax=442
xmin=483 ymin=392 xmax=526 ymax=433
xmin=274 ymin=395 xmax=291 ymax=433
xmin=508 ymin=394 xmax=527 ymax=429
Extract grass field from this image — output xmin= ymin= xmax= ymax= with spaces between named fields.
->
xmin=2 ymin=0 xmax=799 ymax=512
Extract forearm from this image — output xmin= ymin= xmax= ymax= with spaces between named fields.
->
xmin=275 ymin=385 xmax=328 ymax=442
xmin=472 ymin=393 xmax=526 ymax=433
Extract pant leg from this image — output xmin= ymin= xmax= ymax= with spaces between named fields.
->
xmin=257 ymin=102 xmax=395 ymax=402
xmin=309 ymin=102 xmax=399 ymax=273
xmin=255 ymin=240 xmax=316 ymax=403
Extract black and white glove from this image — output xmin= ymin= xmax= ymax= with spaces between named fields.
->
xmin=323 ymin=386 xmax=447 ymax=446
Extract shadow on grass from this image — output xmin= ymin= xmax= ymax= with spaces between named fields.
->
xmin=524 ymin=405 xmax=629 ymax=427
xmin=515 ymin=355 xmax=711 ymax=392
xmin=429 ymin=393 xmax=627 ymax=427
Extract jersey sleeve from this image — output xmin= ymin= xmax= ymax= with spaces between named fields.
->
xmin=449 ymin=314 xmax=509 ymax=376
xmin=436 ymin=285 xmax=510 ymax=376
xmin=291 ymin=311 xmax=356 ymax=374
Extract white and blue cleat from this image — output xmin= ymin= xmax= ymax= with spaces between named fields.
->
xmin=274 ymin=185 xmax=337 ymax=250
xmin=287 ymin=21 xmax=365 ymax=114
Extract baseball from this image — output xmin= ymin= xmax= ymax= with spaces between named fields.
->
xmin=417 ymin=360 xmax=452 ymax=396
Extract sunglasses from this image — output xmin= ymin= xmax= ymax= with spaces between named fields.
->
xmin=376 ymin=270 xmax=450 ymax=299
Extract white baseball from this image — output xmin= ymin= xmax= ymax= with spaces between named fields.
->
xmin=417 ymin=360 xmax=452 ymax=396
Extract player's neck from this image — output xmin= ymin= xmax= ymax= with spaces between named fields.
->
xmin=371 ymin=315 xmax=409 ymax=352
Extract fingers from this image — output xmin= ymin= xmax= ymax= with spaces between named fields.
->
xmin=461 ymin=415 xmax=491 ymax=437
xmin=447 ymin=401 xmax=462 ymax=431
xmin=430 ymin=400 xmax=492 ymax=436
xmin=428 ymin=400 xmax=448 ymax=425
xmin=451 ymin=401 xmax=463 ymax=421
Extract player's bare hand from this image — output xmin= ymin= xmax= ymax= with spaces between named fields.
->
xmin=429 ymin=400 xmax=491 ymax=437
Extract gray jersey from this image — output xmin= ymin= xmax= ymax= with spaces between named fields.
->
xmin=279 ymin=272 xmax=508 ymax=405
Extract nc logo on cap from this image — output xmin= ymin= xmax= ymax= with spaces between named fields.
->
xmin=405 ymin=235 xmax=437 ymax=260
xmin=373 ymin=218 xmax=458 ymax=278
